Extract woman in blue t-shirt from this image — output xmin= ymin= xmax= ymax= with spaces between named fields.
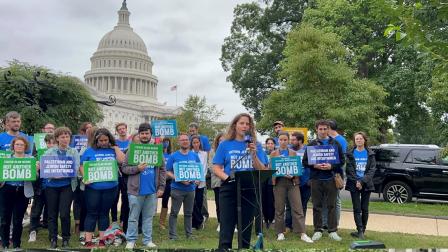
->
xmin=345 ymin=132 xmax=376 ymax=239
xmin=212 ymin=113 xmax=268 ymax=250
xmin=42 ymin=127 xmax=80 ymax=248
xmin=80 ymin=128 xmax=125 ymax=248
xmin=0 ymin=136 xmax=35 ymax=249
xmin=159 ymin=137 xmax=172 ymax=229
xmin=270 ymin=132 xmax=313 ymax=243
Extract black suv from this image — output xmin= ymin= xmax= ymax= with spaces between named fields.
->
xmin=372 ymin=144 xmax=448 ymax=203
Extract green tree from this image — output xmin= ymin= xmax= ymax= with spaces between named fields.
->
xmin=164 ymin=95 xmax=225 ymax=140
xmin=0 ymin=61 xmax=103 ymax=134
xmin=220 ymin=0 xmax=308 ymax=120
xmin=259 ymin=25 xmax=387 ymax=139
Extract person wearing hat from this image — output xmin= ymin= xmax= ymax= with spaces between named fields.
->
xmin=122 ymin=123 xmax=166 ymax=249
xmin=272 ymin=121 xmax=285 ymax=147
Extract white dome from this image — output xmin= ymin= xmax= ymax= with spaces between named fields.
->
xmin=98 ymin=27 xmax=148 ymax=54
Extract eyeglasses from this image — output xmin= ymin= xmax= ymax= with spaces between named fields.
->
xmin=14 ymin=143 xmax=25 ymax=146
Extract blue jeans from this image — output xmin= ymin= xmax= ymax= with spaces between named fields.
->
xmin=126 ymin=193 xmax=157 ymax=244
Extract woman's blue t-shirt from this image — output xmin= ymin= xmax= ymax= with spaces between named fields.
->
xmin=166 ymin=151 xmax=200 ymax=192
xmin=81 ymin=147 xmax=118 ymax=190
xmin=213 ymin=140 xmax=267 ymax=176
xmin=354 ymin=149 xmax=368 ymax=179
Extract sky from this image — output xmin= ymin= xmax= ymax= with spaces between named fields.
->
xmin=0 ymin=0 xmax=252 ymax=122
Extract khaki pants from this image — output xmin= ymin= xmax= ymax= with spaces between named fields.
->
xmin=273 ymin=178 xmax=305 ymax=234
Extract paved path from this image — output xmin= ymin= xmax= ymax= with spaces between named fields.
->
xmin=156 ymin=199 xmax=448 ymax=237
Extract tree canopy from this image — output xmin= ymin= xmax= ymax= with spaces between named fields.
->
xmin=0 ymin=61 xmax=103 ymax=134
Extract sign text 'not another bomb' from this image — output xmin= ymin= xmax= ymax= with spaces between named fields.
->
xmin=0 ymin=158 xmax=37 ymax=181
xmin=174 ymin=161 xmax=205 ymax=182
xmin=83 ymin=160 xmax=118 ymax=183
xmin=271 ymin=156 xmax=302 ymax=177
xmin=127 ymin=143 xmax=163 ymax=166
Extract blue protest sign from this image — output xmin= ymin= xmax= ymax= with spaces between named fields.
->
xmin=40 ymin=156 xmax=76 ymax=178
xmin=271 ymin=156 xmax=302 ymax=177
xmin=151 ymin=120 xmax=178 ymax=137
xmin=306 ymin=145 xmax=340 ymax=165
xmin=70 ymin=135 xmax=88 ymax=153
xmin=173 ymin=161 xmax=205 ymax=182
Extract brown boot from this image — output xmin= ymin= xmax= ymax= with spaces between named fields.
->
xmin=159 ymin=208 xmax=168 ymax=229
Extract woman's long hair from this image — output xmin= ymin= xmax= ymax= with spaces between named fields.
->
xmin=163 ymin=137 xmax=172 ymax=154
xmin=190 ymin=134 xmax=203 ymax=151
xmin=92 ymin=128 xmax=116 ymax=149
xmin=225 ymin=113 xmax=257 ymax=142
xmin=212 ymin=132 xmax=225 ymax=151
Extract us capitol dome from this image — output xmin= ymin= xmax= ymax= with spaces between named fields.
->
xmin=84 ymin=0 xmax=180 ymax=132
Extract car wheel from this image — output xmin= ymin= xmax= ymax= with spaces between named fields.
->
xmin=383 ymin=181 xmax=412 ymax=203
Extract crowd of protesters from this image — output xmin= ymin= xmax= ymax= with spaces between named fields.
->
xmin=0 ymin=111 xmax=375 ymax=249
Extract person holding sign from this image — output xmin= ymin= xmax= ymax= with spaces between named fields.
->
xmin=29 ymin=133 xmax=55 ymax=243
xmin=121 ymin=123 xmax=166 ymax=249
xmin=0 ymin=136 xmax=36 ymax=249
xmin=212 ymin=113 xmax=268 ymax=250
xmin=80 ymin=128 xmax=125 ymax=248
xmin=345 ymin=132 xmax=376 ymax=239
xmin=270 ymin=132 xmax=313 ymax=243
xmin=166 ymin=133 xmax=202 ymax=240
xmin=302 ymin=120 xmax=345 ymax=242
xmin=42 ymin=127 xmax=80 ymax=248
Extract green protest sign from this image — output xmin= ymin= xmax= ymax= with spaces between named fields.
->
xmin=127 ymin=143 xmax=163 ymax=166
xmin=37 ymin=149 xmax=48 ymax=160
xmin=83 ymin=160 xmax=118 ymax=183
xmin=0 ymin=157 xmax=37 ymax=181
xmin=34 ymin=133 xmax=47 ymax=151
xmin=0 ymin=150 xmax=12 ymax=159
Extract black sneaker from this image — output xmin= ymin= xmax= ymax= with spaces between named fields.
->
xmin=50 ymin=240 xmax=58 ymax=249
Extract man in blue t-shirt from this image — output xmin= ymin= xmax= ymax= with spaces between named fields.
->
xmin=115 ymin=122 xmax=130 ymax=152
xmin=166 ymin=133 xmax=201 ymax=240
xmin=121 ymin=123 xmax=166 ymax=249
xmin=188 ymin=122 xmax=211 ymax=152
xmin=272 ymin=121 xmax=284 ymax=147
xmin=323 ymin=120 xmax=348 ymax=231
xmin=0 ymin=111 xmax=31 ymax=154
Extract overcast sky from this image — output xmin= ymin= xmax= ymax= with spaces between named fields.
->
xmin=0 ymin=0 xmax=252 ymax=121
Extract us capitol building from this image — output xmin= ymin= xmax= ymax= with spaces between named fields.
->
xmin=83 ymin=1 xmax=180 ymax=132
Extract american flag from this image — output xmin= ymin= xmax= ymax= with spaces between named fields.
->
xmin=170 ymin=85 xmax=177 ymax=91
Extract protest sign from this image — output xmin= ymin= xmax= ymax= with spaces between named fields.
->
xmin=34 ymin=133 xmax=47 ymax=151
xmin=151 ymin=120 xmax=178 ymax=137
xmin=127 ymin=143 xmax=163 ymax=166
xmin=306 ymin=145 xmax=340 ymax=165
xmin=0 ymin=150 xmax=12 ymax=159
xmin=83 ymin=160 xmax=118 ymax=183
xmin=40 ymin=156 xmax=76 ymax=178
xmin=70 ymin=135 xmax=88 ymax=153
xmin=271 ymin=156 xmax=302 ymax=177
xmin=173 ymin=161 xmax=205 ymax=182
xmin=0 ymin=157 xmax=37 ymax=181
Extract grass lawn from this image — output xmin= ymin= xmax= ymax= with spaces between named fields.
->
xmin=207 ymin=190 xmax=448 ymax=218
xmin=21 ymin=216 xmax=448 ymax=250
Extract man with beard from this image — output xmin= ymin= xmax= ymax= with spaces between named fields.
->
xmin=0 ymin=111 xmax=30 ymax=153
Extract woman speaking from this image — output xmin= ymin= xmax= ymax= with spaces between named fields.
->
xmin=212 ymin=113 xmax=268 ymax=250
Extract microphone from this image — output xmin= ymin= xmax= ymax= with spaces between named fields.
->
xmin=244 ymin=131 xmax=253 ymax=152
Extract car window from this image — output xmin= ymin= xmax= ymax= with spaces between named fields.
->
xmin=406 ymin=150 xmax=437 ymax=164
xmin=375 ymin=148 xmax=402 ymax=163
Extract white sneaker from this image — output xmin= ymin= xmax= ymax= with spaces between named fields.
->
xmin=301 ymin=233 xmax=313 ymax=243
xmin=329 ymin=232 xmax=342 ymax=241
xmin=125 ymin=242 xmax=135 ymax=249
xmin=277 ymin=233 xmax=285 ymax=241
xmin=312 ymin=231 xmax=322 ymax=241
xmin=234 ymin=227 xmax=238 ymax=233
xmin=145 ymin=241 xmax=157 ymax=248
xmin=28 ymin=231 xmax=36 ymax=242
xmin=216 ymin=224 xmax=220 ymax=232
